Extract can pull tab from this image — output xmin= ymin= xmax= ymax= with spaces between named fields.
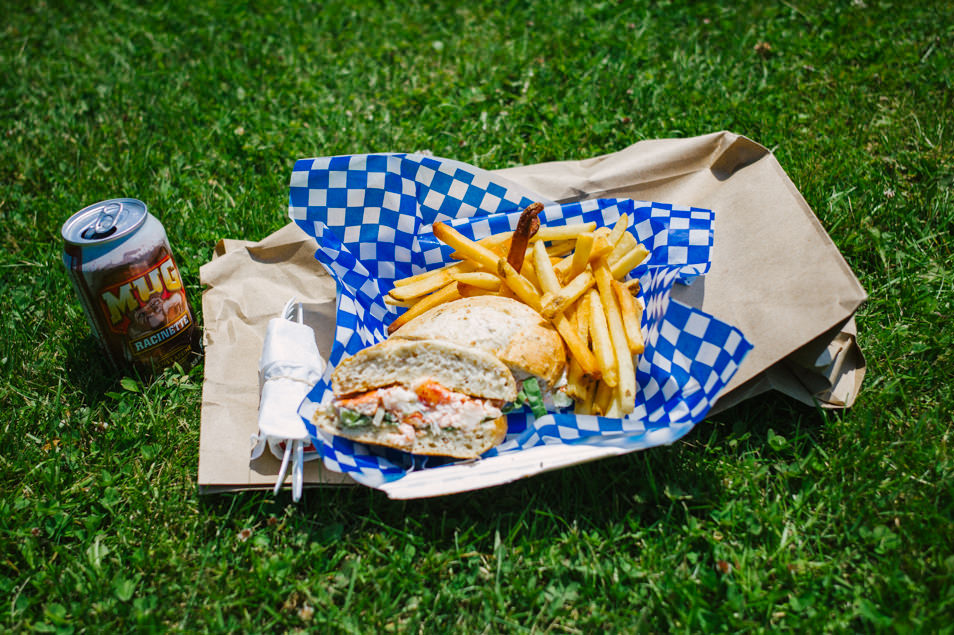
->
xmin=81 ymin=202 xmax=123 ymax=240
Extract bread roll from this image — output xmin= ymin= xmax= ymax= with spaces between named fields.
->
xmin=390 ymin=296 xmax=566 ymax=389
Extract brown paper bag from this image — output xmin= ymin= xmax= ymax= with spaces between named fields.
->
xmin=198 ymin=131 xmax=866 ymax=492
xmin=495 ymin=131 xmax=867 ymax=411
xmin=198 ymin=224 xmax=350 ymax=491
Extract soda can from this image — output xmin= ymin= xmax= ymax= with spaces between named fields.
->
xmin=61 ymin=198 xmax=198 ymax=372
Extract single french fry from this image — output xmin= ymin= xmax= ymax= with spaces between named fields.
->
xmin=564 ymin=358 xmax=589 ymax=401
xmin=618 ymin=279 xmax=643 ymax=310
xmin=384 ymin=295 xmax=416 ymax=308
xmin=595 ymin=258 xmax=636 ymax=413
xmin=530 ymin=222 xmax=598 ymax=242
xmin=497 ymin=259 xmax=543 ymax=313
xmin=575 ymin=290 xmax=592 ymax=344
xmin=550 ymin=227 xmax=597 ymax=282
xmin=608 ymin=213 xmax=629 ymax=246
xmin=498 ymin=283 xmax=517 ymax=300
xmin=457 ymin=282 xmax=498 ymax=299
xmin=540 ymin=270 xmax=595 ymax=319
xmin=565 ymin=295 xmax=584 ymax=344
xmin=576 ymin=377 xmax=597 ymax=415
xmin=392 ymin=261 xmax=472 ymax=288
xmin=552 ymin=312 xmax=600 ymax=378
xmin=451 ymin=237 xmax=511 ymax=261
xmin=545 ymin=240 xmax=577 ymax=258
xmin=388 ymin=270 xmax=454 ymax=301
xmin=589 ymin=227 xmax=615 ymax=262
xmin=433 ymin=222 xmax=501 ymax=271
xmin=574 ymin=396 xmax=589 ymax=415
xmin=451 ymin=271 xmax=502 ymax=291
xmin=564 ymin=300 xmax=591 ymax=401
xmin=565 ymin=355 xmax=583 ymax=387
xmin=520 ymin=258 xmax=543 ymax=293
xmin=553 ymin=255 xmax=575 ymax=282
xmin=565 ymin=231 xmax=595 ymax=282
xmin=527 ymin=240 xmax=576 ymax=280
xmin=593 ymin=381 xmax=614 ymax=416
xmin=533 ymin=241 xmax=561 ymax=295
xmin=613 ymin=279 xmax=645 ymax=354
xmin=449 ymin=232 xmax=514 ymax=260
xmin=387 ymin=282 xmax=461 ymax=334
xmin=607 ymin=231 xmax=638 ymax=266
xmin=605 ymin=385 xmax=624 ymax=418
xmin=478 ymin=233 xmax=514 ymax=251
xmin=586 ymin=288 xmax=617 ymax=387
xmin=609 ymin=243 xmax=651 ymax=279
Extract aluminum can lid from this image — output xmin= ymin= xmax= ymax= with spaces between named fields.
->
xmin=61 ymin=198 xmax=148 ymax=245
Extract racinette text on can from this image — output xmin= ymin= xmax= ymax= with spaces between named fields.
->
xmin=61 ymin=198 xmax=198 ymax=372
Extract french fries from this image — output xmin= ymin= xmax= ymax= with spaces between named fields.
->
xmin=534 ymin=239 xmax=600 ymax=377
xmin=387 ymin=203 xmax=650 ymax=415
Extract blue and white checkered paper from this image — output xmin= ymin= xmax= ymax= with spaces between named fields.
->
xmin=289 ymin=152 xmax=752 ymax=496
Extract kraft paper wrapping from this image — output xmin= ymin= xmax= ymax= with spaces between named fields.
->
xmin=198 ymin=131 xmax=867 ymax=492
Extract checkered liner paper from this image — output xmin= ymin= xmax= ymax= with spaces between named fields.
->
xmin=288 ymin=153 xmax=752 ymax=492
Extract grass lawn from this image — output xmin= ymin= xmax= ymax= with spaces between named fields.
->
xmin=2 ymin=0 xmax=953 ymax=631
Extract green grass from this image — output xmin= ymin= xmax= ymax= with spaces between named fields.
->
xmin=2 ymin=0 xmax=953 ymax=631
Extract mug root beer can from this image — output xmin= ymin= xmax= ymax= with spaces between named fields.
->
xmin=61 ymin=198 xmax=197 ymax=373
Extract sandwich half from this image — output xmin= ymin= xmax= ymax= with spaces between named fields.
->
xmin=313 ymin=339 xmax=516 ymax=459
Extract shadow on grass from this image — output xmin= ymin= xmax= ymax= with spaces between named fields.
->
xmin=197 ymin=391 xmax=828 ymax=550
xmin=62 ymin=334 xmax=126 ymax=400
xmin=62 ymin=329 xmax=205 ymax=404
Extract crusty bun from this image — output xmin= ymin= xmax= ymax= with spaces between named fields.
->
xmin=332 ymin=338 xmax=516 ymax=402
xmin=389 ymin=296 xmax=566 ymax=389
